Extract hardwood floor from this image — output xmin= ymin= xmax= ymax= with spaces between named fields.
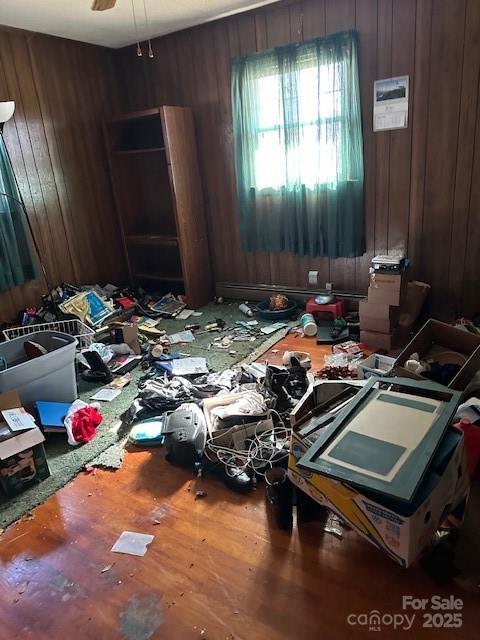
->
xmin=257 ymin=333 xmax=335 ymax=371
xmin=0 ymin=335 xmax=478 ymax=639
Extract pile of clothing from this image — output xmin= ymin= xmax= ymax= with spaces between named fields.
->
xmin=122 ymin=355 xmax=311 ymax=492
xmin=404 ymin=350 xmax=466 ymax=386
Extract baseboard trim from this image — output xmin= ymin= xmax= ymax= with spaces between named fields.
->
xmin=215 ymin=282 xmax=365 ymax=304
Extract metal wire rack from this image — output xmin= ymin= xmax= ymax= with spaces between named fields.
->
xmin=2 ymin=319 xmax=95 ymax=350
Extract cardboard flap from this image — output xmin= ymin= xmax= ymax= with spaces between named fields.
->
xmin=0 ymin=390 xmax=44 ymax=460
xmin=0 ymin=427 xmax=45 ymax=460
xmin=0 ymin=390 xmax=22 ymax=412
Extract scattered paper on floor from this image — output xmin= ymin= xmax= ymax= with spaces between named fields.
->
xmin=111 ymin=531 xmax=154 ymax=556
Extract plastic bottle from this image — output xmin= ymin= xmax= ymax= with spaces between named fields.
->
xmin=239 ymin=302 xmax=253 ymax=317
xmin=299 ymin=312 xmax=317 ymax=337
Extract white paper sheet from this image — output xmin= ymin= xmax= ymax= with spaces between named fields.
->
xmin=90 ymin=388 xmax=122 ymax=402
xmin=111 ymin=531 xmax=154 ymax=556
xmin=175 ymin=309 xmax=195 ymax=320
xmin=171 ymin=357 xmax=208 ymax=376
xmin=1 ymin=409 xmax=36 ymax=432
xmin=167 ymin=330 xmax=195 ymax=344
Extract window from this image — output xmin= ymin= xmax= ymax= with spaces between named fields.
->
xmin=232 ymin=31 xmax=365 ymax=258
xmin=255 ymin=63 xmax=342 ymax=189
xmin=0 ymin=132 xmax=35 ymax=291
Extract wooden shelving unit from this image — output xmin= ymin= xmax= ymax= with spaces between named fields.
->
xmin=103 ymin=106 xmax=213 ymax=308
xmin=115 ymin=147 xmax=165 ymax=155
xmin=125 ymin=234 xmax=179 ymax=247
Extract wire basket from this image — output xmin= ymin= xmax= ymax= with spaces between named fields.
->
xmin=2 ymin=319 xmax=95 ymax=350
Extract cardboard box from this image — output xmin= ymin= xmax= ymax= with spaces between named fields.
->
xmin=289 ymin=427 xmax=468 ymax=567
xmin=398 ymin=281 xmax=430 ymax=335
xmin=359 ymin=298 xmax=399 ymax=333
xmin=394 ymin=319 xmax=480 ymax=390
xmin=288 ymin=383 xmax=469 ymax=566
xmin=357 ymin=353 xmax=396 ymax=379
xmin=368 ymin=273 xmax=408 ymax=306
xmin=360 ymin=316 xmax=394 ymax=333
xmin=116 ymin=324 xmax=141 ymax=355
xmin=0 ymin=391 xmax=50 ymax=498
xmin=360 ymin=329 xmax=399 ymax=352
xmin=359 ymin=299 xmax=400 ymax=322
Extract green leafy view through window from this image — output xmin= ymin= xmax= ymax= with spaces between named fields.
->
xmin=232 ymin=30 xmax=365 ymax=258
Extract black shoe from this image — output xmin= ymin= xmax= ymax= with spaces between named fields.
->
xmin=203 ymin=458 xmax=254 ymax=493
xmin=81 ymin=350 xmax=113 ymax=384
xmin=265 ymin=467 xmax=293 ymax=530
xmin=264 ymin=365 xmax=297 ymax=413
xmin=286 ymin=356 xmax=309 ymax=400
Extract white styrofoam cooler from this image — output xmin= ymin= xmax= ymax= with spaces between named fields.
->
xmin=0 ymin=331 xmax=78 ymax=407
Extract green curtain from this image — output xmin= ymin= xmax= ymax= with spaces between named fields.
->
xmin=232 ymin=30 xmax=365 ymax=258
xmin=0 ymin=132 xmax=35 ymax=290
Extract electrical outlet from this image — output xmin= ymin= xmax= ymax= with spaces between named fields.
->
xmin=308 ymin=270 xmax=318 ymax=286
xmin=326 ymin=282 xmax=333 ymax=291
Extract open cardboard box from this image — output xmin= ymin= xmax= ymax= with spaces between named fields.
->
xmin=393 ymin=319 xmax=480 ymax=390
xmin=0 ymin=390 xmax=50 ymax=498
xmin=357 ymin=353 xmax=396 ymax=379
xmin=288 ymin=381 xmax=469 ymax=567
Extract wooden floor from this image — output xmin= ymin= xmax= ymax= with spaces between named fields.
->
xmin=0 ymin=334 xmax=478 ymax=639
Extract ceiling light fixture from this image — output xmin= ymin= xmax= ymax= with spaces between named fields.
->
xmin=142 ymin=0 xmax=154 ymax=58
xmin=131 ymin=0 xmax=142 ymax=57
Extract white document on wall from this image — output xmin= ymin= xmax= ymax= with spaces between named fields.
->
xmin=373 ymin=75 xmax=409 ymax=131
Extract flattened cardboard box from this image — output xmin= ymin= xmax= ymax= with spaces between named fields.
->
xmin=0 ymin=390 xmax=50 ymax=498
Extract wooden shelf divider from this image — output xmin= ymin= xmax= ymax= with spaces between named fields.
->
xmin=125 ymin=234 xmax=178 ymax=247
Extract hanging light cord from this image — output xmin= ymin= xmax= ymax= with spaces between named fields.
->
xmin=143 ymin=0 xmax=154 ymax=58
xmin=131 ymin=0 xmax=142 ymax=56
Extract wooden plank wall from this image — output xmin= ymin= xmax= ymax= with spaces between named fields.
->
xmin=115 ymin=0 xmax=480 ymax=317
xmin=0 ymin=27 xmax=126 ymax=322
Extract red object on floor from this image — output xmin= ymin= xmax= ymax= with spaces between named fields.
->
xmin=455 ymin=420 xmax=480 ymax=480
xmin=117 ymin=296 xmax=136 ymax=309
xmin=306 ymin=298 xmax=346 ymax=320
xmin=71 ymin=407 xmax=103 ymax=444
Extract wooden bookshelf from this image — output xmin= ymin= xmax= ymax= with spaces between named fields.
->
xmin=125 ymin=234 xmax=178 ymax=247
xmin=103 ymin=106 xmax=213 ymax=308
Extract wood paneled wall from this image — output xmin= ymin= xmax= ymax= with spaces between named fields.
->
xmin=115 ymin=0 xmax=480 ymax=317
xmin=0 ymin=27 xmax=126 ymax=322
